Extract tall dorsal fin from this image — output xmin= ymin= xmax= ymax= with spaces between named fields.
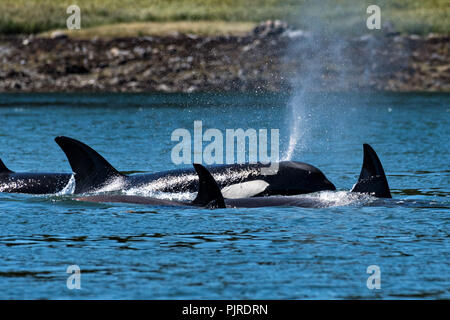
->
xmin=192 ymin=164 xmax=226 ymax=208
xmin=55 ymin=136 xmax=125 ymax=194
xmin=0 ymin=158 xmax=13 ymax=173
xmin=351 ymin=144 xmax=391 ymax=198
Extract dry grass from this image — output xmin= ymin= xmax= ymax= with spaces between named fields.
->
xmin=39 ymin=21 xmax=256 ymax=38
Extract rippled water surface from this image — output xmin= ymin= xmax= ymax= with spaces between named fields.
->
xmin=0 ymin=92 xmax=448 ymax=299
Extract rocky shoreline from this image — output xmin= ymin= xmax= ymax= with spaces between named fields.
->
xmin=0 ymin=29 xmax=449 ymax=93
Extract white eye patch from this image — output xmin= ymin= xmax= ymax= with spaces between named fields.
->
xmin=221 ymin=180 xmax=269 ymax=199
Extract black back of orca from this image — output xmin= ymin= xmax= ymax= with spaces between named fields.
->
xmin=0 ymin=157 xmax=71 ymax=194
xmin=125 ymin=161 xmax=335 ymax=195
xmin=77 ymin=163 xmax=226 ymax=207
xmin=76 ymin=164 xmax=322 ymax=208
xmin=192 ymin=163 xmax=323 ymax=208
xmin=0 ymin=173 xmax=72 ymax=194
xmin=55 ymin=136 xmax=336 ymax=196
xmin=193 ymin=144 xmax=392 ymax=208
xmin=78 ymin=145 xmax=392 ymax=208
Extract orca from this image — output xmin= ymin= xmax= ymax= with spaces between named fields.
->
xmin=0 ymin=136 xmax=335 ymax=196
xmin=0 ymin=157 xmax=72 ymax=194
xmin=54 ymin=136 xmax=336 ymax=197
xmin=76 ymin=144 xmax=392 ymax=208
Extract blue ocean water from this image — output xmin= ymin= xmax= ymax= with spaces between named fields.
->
xmin=0 ymin=92 xmax=448 ymax=299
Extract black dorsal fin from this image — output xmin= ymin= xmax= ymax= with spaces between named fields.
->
xmin=351 ymin=144 xmax=392 ymax=198
xmin=192 ymin=164 xmax=226 ymax=208
xmin=0 ymin=158 xmax=13 ymax=173
xmin=55 ymin=136 xmax=124 ymax=194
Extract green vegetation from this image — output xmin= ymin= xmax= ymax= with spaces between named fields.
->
xmin=0 ymin=0 xmax=448 ymax=36
xmin=40 ymin=21 xmax=256 ymax=38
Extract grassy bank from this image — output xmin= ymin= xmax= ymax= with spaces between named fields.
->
xmin=1 ymin=0 xmax=449 ymax=35
xmin=39 ymin=21 xmax=256 ymax=38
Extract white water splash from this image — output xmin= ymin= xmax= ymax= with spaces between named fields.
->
xmin=90 ymin=175 xmax=127 ymax=194
xmin=56 ymin=174 xmax=76 ymax=195
xmin=134 ymin=191 xmax=195 ymax=202
xmin=283 ymin=108 xmax=306 ymax=161
xmin=282 ymin=36 xmax=319 ymax=161
xmin=0 ymin=181 xmax=22 ymax=192
xmin=301 ymin=190 xmax=376 ymax=207
xmin=282 ymin=3 xmax=371 ymax=161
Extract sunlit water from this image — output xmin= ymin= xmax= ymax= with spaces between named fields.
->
xmin=0 ymin=92 xmax=448 ymax=299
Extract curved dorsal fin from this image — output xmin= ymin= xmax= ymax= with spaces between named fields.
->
xmin=192 ymin=163 xmax=226 ymax=208
xmin=351 ymin=144 xmax=391 ymax=198
xmin=55 ymin=136 xmax=124 ymax=193
xmin=0 ymin=158 xmax=13 ymax=173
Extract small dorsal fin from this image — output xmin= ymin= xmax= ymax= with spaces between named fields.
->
xmin=192 ymin=164 xmax=226 ymax=208
xmin=0 ymin=158 xmax=13 ymax=173
xmin=351 ymin=144 xmax=391 ymax=198
xmin=55 ymin=136 xmax=125 ymax=194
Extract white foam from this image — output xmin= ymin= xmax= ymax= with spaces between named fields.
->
xmin=91 ymin=175 xmax=127 ymax=194
xmin=300 ymin=190 xmax=375 ymax=207
xmin=56 ymin=174 xmax=76 ymax=195
xmin=0 ymin=180 xmax=25 ymax=192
